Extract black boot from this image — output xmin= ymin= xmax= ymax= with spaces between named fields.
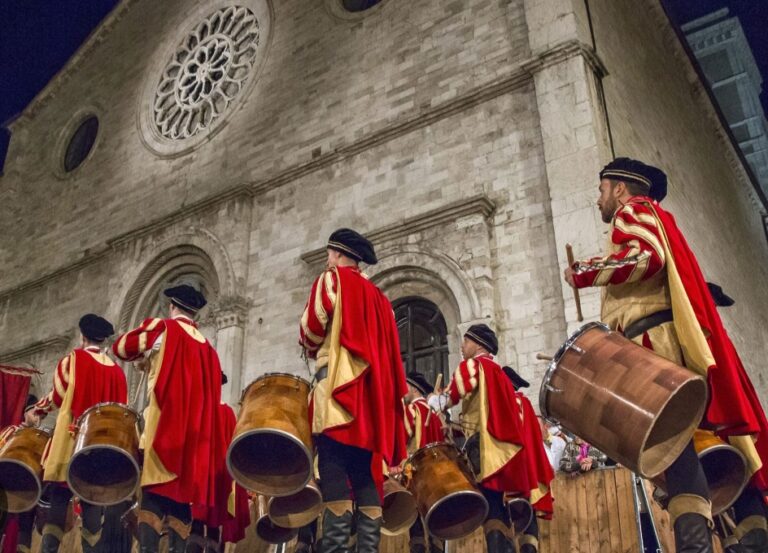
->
xmin=138 ymin=522 xmax=161 ymax=553
xmin=740 ymin=528 xmax=768 ymax=553
xmin=485 ymin=530 xmax=516 ymax=553
xmin=673 ymin=513 xmax=714 ymax=553
xmin=166 ymin=527 xmax=188 ymax=553
xmin=39 ymin=531 xmax=62 ymax=553
xmin=356 ymin=508 xmax=382 ymax=553
xmin=321 ymin=506 xmax=353 ymax=553
xmin=520 ymin=544 xmax=537 ymax=553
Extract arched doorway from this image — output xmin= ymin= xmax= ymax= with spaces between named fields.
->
xmin=393 ymin=297 xmax=449 ymax=387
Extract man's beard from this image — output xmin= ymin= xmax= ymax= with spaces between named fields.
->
xmin=600 ymin=199 xmax=617 ymax=223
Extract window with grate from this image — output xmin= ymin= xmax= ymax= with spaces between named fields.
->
xmin=63 ymin=116 xmax=99 ymax=172
xmin=394 ymin=297 xmax=449 ymax=389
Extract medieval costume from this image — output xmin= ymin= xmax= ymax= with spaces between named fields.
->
xmin=113 ymin=285 xmax=223 ymax=553
xmin=299 ymin=228 xmax=408 ymax=553
xmin=502 ymin=366 xmax=554 ymax=553
xmin=443 ymin=324 xmax=527 ymax=553
xmin=571 ymin=158 xmax=768 ymax=553
xmin=34 ymin=315 xmax=127 ymax=553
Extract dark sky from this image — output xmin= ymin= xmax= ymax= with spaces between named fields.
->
xmin=0 ymin=0 xmax=766 ymax=173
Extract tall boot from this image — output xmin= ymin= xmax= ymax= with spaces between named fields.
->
xmin=356 ymin=506 xmax=382 ymax=553
xmin=137 ymin=510 xmax=163 ymax=553
xmin=519 ymin=533 xmax=538 ymax=553
xmin=166 ymin=516 xmax=191 ymax=553
xmin=40 ymin=524 xmax=64 ymax=553
xmin=320 ymin=501 xmax=353 ymax=553
xmin=673 ymin=514 xmax=714 ymax=553
xmin=484 ymin=520 xmax=516 ymax=553
xmin=738 ymin=523 xmax=768 ymax=553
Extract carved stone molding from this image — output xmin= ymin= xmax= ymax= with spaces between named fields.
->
xmin=300 ymin=195 xmax=496 ymax=266
xmin=0 ymin=335 xmax=71 ymax=363
xmin=522 ymin=39 xmax=608 ymax=79
xmin=212 ymin=295 xmax=250 ymax=329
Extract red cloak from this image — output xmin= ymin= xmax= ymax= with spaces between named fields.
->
xmin=323 ymin=266 xmax=409 ymax=466
xmin=648 ymin=200 xmax=768 ymax=490
xmin=514 ymin=392 xmax=554 ymax=518
xmin=69 ymin=349 xmax=128 ymax=420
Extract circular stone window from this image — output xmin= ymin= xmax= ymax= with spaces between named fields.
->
xmin=139 ymin=2 xmax=272 ymax=157
xmin=63 ymin=115 xmax=99 ymax=172
xmin=342 ymin=0 xmax=382 ymax=11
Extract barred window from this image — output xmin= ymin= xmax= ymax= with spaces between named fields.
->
xmin=394 ymin=297 xmax=449 ymax=388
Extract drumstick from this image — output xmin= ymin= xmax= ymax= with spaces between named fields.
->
xmin=425 ymin=374 xmax=444 ymax=428
xmin=566 ymin=244 xmax=584 ymax=322
xmin=536 ymin=353 xmax=553 ymax=361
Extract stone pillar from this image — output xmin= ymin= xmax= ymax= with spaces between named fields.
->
xmin=213 ymin=297 xmax=248 ymax=406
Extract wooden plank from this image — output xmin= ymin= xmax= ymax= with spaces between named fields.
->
xmin=594 ymin=467 xmax=612 ymax=552
xmin=614 ymin=468 xmax=640 ymax=552
xmin=603 ymin=469 xmax=624 ymax=553
xmin=576 ymin=472 xmax=591 ymax=553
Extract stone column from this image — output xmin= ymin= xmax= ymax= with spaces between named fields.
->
xmin=213 ymin=297 xmax=248 ymax=406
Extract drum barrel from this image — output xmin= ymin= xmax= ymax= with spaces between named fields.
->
xmin=255 ymin=495 xmax=300 ymax=544
xmin=0 ymin=427 xmax=49 ymax=513
xmin=268 ymin=481 xmax=323 ymax=529
xmin=506 ymin=496 xmax=534 ymax=534
xmin=425 ymin=490 xmax=488 ymax=541
xmin=381 ymin=477 xmax=418 ymax=536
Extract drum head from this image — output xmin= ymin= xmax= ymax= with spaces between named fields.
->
xmin=256 ymin=515 xmax=300 ymax=544
xmin=381 ymin=479 xmax=418 ymax=536
xmin=0 ymin=459 xmax=42 ymax=513
xmin=67 ymin=445 xmax=140 ymax=506
xmin=425 ymin=489 xmax=488 ymax=541
xmin=506 ymin=497 xmax=534 ymax=533
xmin=700 ymin=444 xmax=749 ymax=515
xmin=268 ymin=483 xmax=322 ymax=529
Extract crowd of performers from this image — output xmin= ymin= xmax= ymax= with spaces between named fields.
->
xmin=0 ymin=156 xmax=767 ymax=553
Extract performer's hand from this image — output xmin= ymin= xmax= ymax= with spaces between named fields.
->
xmin=389 ymin=465 xmax=403 ymax=477
xmin=563 ymin=267 xmax=576 ymax=288
xmin=24 ymin=410 xmax=40 ymax=426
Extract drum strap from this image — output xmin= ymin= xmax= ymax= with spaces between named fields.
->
xmin=624 ymin=309 xmax=673 ymax=340
xmin=313 ymin=365 xmax=328 ymax=384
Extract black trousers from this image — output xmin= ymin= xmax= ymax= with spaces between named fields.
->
xmin=481 ymin=487 xmax=511 ymax=526
xmin=47 ymin=486 xmax=102 ymax=537
xmin=733 ymin=486 xmax=768 ymax=523
xmin=663 ymin=440 xmax=710 ymax=500
xmin=140 ymin=491 xmax=192 ymax=524
xmin=317 ymin=435 xmax=379 ymax=507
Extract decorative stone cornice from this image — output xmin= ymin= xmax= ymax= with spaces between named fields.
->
xmin=300 ymin=195 xmax=496 ymax=265
xmin=522 ymin=39 xmax=608 ymax=79
xmin=0 ymin=335 xmax=71 ymax=363
xmin=212 ymin=295 xmax=250 ymax=329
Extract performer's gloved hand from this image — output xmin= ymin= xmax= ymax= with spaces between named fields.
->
xmin=428 ymin=392 xmax=450 ymax=412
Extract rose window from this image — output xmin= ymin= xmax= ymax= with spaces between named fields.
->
xmin=152 ymin=6 xmax=260 ymax=140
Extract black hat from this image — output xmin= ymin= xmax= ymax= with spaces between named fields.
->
xmin=406 ymin=372 xmax=433 ymax=396
xmin=24 ymin=394 xmax=39 ymax=413
xmin=600 ymin=157 xmax=667 ymax=202
xmin=79 ymin=314 xmax=115 ymax=343
xmin=164 ymin=284 xmax=207 ymax=313
xmin=221 ymin=371 xmax=229 ymax=386
xmin=707 ymin=282 xmax=735 ymax=307
xmin=502 ymin=366 xmax=530 ymax=390
xmin=464 ymin=324 xmax=498 ymax=355
xmin=327 ymin=228 xmax=377 ymax=265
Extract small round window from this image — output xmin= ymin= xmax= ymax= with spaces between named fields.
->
xmin=342 ymin=0 xmax=382 ymax=12
xmin=63 ymin=116 xmax=99 ymax=172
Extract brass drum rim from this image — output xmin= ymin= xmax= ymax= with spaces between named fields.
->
xmin=67 ymin=444 xmax=141 ymax=506
xmin=0 ymin=458 xmax=43 ymax=513
xmin=700 ymin=443 xmax=750 ymax=515
xmin=538 ymin=322 xmax=610 ymax=422
xmin=505 ymin=496 xmax=534 ymax=533
xmin=407 ymin=441 xmax=459 ymax=465
xmin=9 ymin=426 xmax=52 ymax=440
xmin=226 ymin=428 xmax=313 ymax=497
xmin=424 ymin=489 xmax=488 ymax=540
xmin=77 ymin=402 xmax=140 ymax=426
xmin=240 ymin=372 xmax=311 ymax=403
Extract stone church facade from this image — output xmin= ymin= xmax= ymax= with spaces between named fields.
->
xmin=1 ymin=0 xmax=767 ymax=412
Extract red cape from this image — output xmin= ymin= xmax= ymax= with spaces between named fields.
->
xmin=412 ymin=398 xmax=444 ymax=448
xmin=477 ymin=356 xmax=529 ymax=494
xmin=70 ymin=349 xmax=127 ymax=420
xmin=323 ymin=267 xmax=408 ymax=466
xmin=515 ymin=392 xmax=554 ymax=517
xmin=649 ymin=200 xmax=768 ymax=489
xmin=147 ymin=319 xmax=223 ymax=506
xmin=0 ymin=370 xmax=31 ymax=428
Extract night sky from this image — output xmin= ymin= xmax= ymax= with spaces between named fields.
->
xmin=0 ymin=0 xmax=766 ymax=173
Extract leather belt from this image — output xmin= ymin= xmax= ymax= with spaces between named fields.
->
xmin=313 ymin=365 xmax=328 ymax=385
xmin=623 ymin=309 xmax=673 ymax=340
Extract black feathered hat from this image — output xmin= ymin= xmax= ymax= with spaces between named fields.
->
xmin=464 ymin=324 xmax=498 ymax=355
xmin=707 ymin=282 xmax=735 ymax=307
xmin=502 ymin=366 xmax=530 ymax=390
xmin=406 ymin=372 xmax=433 ymax=396
xmin=327 ymin=228 xmax=377 ymax=265
xmin=79 ymin=314 xmax=115 ymax=343
xmin=164 ymin=284 xmax=207 ymax=313
xmin=600 ymin=157 xmax=667 ymax=202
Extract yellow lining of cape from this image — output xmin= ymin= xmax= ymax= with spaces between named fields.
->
xmin=43 ymin=352 xmax=76 ymax=482
xmin=478 ymin=370 xmax=521 ymax=481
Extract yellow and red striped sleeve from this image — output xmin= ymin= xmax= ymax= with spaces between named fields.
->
xmin=112 ymin=317 xmax=166 ymax=361
xmin=446 ymin=358 xmax=479 ymax=405
xmin=33 ymin=353 xmax=72 ymax=416
xmin=572 ymin=202 xmax=665 ymax=289
xmin=0 ymin=425 xmax=18 ymax=446
xmin=299 ymin=270 xmax=338 ymax=358
xmin=403 ymin=399 xmax=416 ymax=439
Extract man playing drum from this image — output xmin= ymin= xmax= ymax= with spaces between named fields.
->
xmin=299 ymin=228 xmax=408 ymax=553
xmin=437 ymin=324 xmax=528 ymax=553
xmin=402 ymin=372 xmax=444 ymax=553
xmin=564 ymin=158 xmax=768 ymax=553
xmin=33 ymin=314 xmax=127 ymax=553
xmin=502 ymin=366 xmax=554 ymax=553
xmin=113 ymin=285 xmax=223 ymax=553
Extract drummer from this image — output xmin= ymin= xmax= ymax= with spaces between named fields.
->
xmin=436 ymin=324 xmax=528 ymax=553
xmin=299 ymin=228 xmax=408 ymax=553
xmin=113 ymin=285 xmax=224 ymax=553
xmin=401 ymin=372 xmax=444 ymax=553
xmin=563 ymin=158 xmax=768 ymax=552
xmin=32 ymin=314 xmax=127 ymax=553
xmin=501 ymin=366 xmax=554 ymax=553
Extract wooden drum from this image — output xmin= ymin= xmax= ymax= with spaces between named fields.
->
xmin=404 ymin=443 xmax=488 ymax=541
xmin=227 ymin=373 xmax=312 ymax=496
xmin=0 ymin=426 xmax=50 ymax=512
xmin=540 ymin=322 xmax=707 ymax=478
xmin=505 ymin=496 xmax=534 ymax=533
xmin=67 ymin=402 xmax=141 ymax=506
xmin=255 ymin=494 xmax=299 ymax=544
xmin=381 ymin=476 xmax=418 ymax=537
xmin=267 ymin=479 xmax=322 ymax=529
